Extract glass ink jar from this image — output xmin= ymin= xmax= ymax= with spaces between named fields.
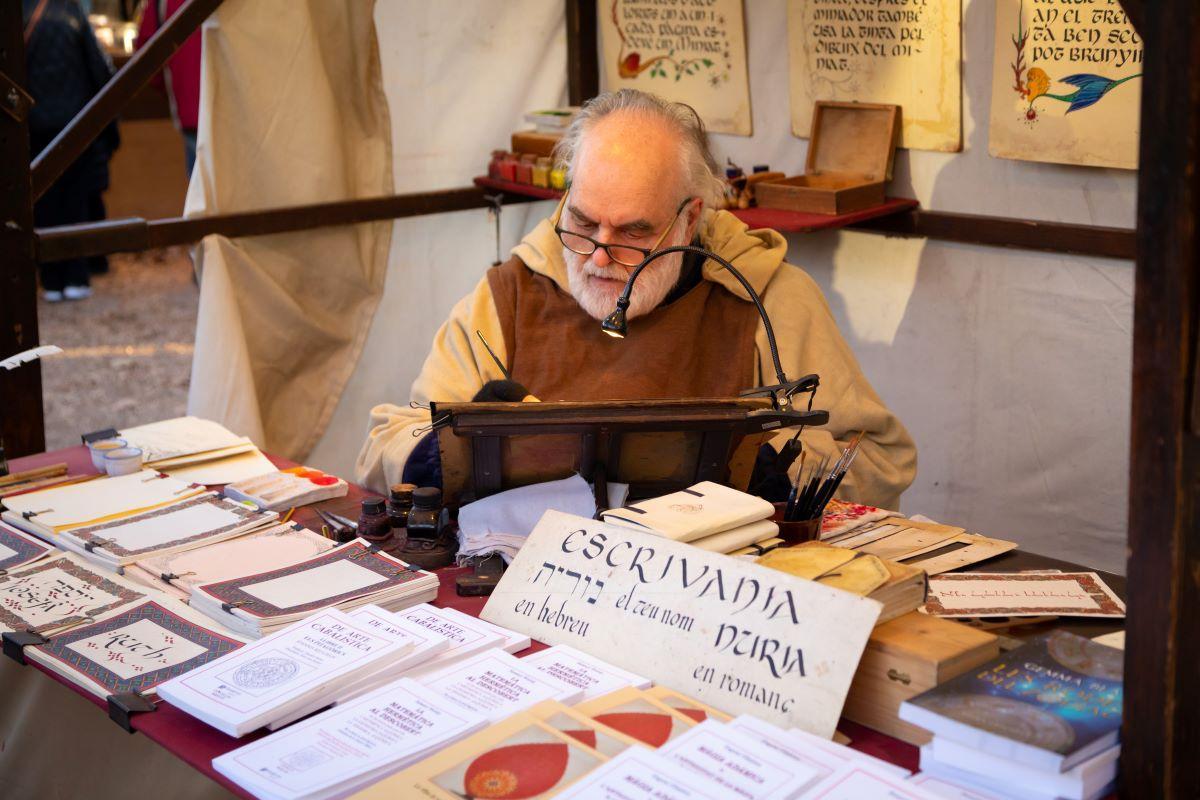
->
xmin=387 ymin=483 xmax=415 ymax=531
xmin=357 ymin=497 xmax=391 ymax=545
xmin=406 ymin=487 xmax=443 ymax=541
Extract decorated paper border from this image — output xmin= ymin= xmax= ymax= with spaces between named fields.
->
xmin=0 ymin=524 xmax=52 ymax=572
xmin=0 ymin=556 xmax=145 ymax=631
xmin=198 ymin=542 xmax=426 ymax=619
xmin=34 ymin=600 xmax=243 ymax=695
xmin=924 ymin=572 xmax=1126 ymax=617
xmin=68 ymin=494 xmax=271 ymax=558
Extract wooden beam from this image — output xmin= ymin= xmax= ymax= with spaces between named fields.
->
xmin=566 ymin=0 xmax=599 ymax=105
xmin=0 ymin=0 xmax=45 ymax=459
xmin=849 ymin=208 xmax=1135 ymax=261
xmin=1121 ymin=0 xmax=1200 ymax=796
xmin=30 ymin=0 xmax=224 ymax=200
xmin=1117 ymin=0 xmax=1144 ymax=35
xmin=34 ymin=188 xmax=545 ymax=262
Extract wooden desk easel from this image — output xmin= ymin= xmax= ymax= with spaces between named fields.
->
xmin=431 ymin=397 xmax=828 ymax=510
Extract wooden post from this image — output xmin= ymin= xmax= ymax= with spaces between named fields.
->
xmin=566 ymin=0 xmax=599 ymax=105
xmin=0 ymin=0 xmax=45 ymax=458
xmin=1121 ymin=1 xmax=1200 ymax=796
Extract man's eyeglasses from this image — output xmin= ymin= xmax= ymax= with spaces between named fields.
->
xmin=552 ymin=192 xmax=694 ymax=267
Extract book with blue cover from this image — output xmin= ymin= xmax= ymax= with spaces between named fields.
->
xmin=899 ymin=630 xmax=1122 ymax=772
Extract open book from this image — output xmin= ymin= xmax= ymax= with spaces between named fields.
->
xmin=189 ymin=539 xmax=439 ymax=638
xmin=599 ymin=481 xmax=774 ymax=543
xmin=0 ymin=552 xmax=152 ymax=634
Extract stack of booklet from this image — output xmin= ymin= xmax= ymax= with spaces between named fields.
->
xmin=1 ymin=471 xmax=279 ymax=570
xmin=188 ymin=539 xmax=439 ymax=638
xmin=600 ymin=481 xmax=778 ymax=554
xmin=351 ymin=684 xmax=930 ymax=800
xmin=900 ymin=631 xmax=1123 ymax=800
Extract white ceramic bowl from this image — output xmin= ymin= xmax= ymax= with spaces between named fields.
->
xmin=88 ymin=437 xmax=127 ymax=471
xmin=103 ymin=446 xmax=143 ymax=476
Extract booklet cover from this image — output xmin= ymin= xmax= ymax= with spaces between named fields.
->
xmin=213 ymin=678 xmax=486 ymax=800
xmin=599 ymin=481 xmax=774 ymax=542
xmin=0 ymin=552 xmax=149 ymax=633
xmin=521 ymin=644 xmax=651 ymax=702
xmin=0 ymin=520 xmax=54 ymax=572
xmin=416 ymin=648 xmax=584 ymax=722
xmin=900 ymin=631 xmax=1123 ymax=773
xmin=574 ymin=688 xmax=698 ymax=748
xmin=354 ymin=701 xmax=616 ymax=800
xmin=26 ymin=598 xmax=245 ymax=699
xmin=158 ymin=607 xmax=415 ymax=737
xmin=659 ymin=719 xmax=819 ymax=800
xmin=394 ymin=604 xmax=507 ymax=677
xmin=59 ymin=493 xmax=277 ymax=568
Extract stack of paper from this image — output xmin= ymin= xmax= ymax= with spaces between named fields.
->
xmin=600 ymin=481 xmax=778 ymax=553
xmin=128 ymin=522 xmax=336 ymax=601
xmin=53 ymin=493 xmax=277 ymax=570
xmin=521 ymin=644 xmax=651 ymax=701
xmin=214 ymin=678 xmax=487 ymax=800
xmin=188 ymin=539 xmax=439 ymax=638
xmin=1 ymin=470 xmax=206 ymax=543
xmin=158 ymin=607 xmax=429 ymax=736
xmin=120 ymin=416 xmax=278 ymax=485
xmin=23 ymin=597 xmax=247 ymax=700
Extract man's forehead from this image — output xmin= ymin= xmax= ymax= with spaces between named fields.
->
xmin=569 ymin=114 xmax=684 ymax=223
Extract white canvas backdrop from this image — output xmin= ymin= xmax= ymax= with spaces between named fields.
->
xmin=289 ymin=0 xmax=1133 ymax=573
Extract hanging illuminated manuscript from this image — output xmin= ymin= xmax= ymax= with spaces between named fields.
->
xmin=989 ymin=0 xmax=1142 ymax=169
xmin=786 ymin=0 xmax=962 ymax=152
xmin=600 ymin=0 xmax=752 ymax=136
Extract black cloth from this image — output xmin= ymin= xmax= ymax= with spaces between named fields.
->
xmin=23 ymin=0 xmax=119 ymax=288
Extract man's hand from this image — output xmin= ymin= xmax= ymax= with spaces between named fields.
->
xmin=472 ymin=380 xmax=539 ymax=402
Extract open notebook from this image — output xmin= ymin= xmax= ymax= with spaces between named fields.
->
xmin=52 ymin=493 xmax=277 ymax=570
xmin=189 ymin=539 xmax=440 ymax=639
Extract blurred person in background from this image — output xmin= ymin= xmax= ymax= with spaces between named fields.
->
xmin=136 ymin=0 xmax=201 ymax=176
xmin=23 ymin=0 xmax=119 ymax=302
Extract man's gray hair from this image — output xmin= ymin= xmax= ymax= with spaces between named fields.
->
xmin=553 ymin=89 xmax=725 ymax=208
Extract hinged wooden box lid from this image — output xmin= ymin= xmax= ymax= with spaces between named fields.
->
xmin=806 ymin=101 xmax=900 ymax=181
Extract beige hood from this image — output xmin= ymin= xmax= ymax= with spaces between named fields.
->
xmin=510 ymin=208 xmax=789 ymax=302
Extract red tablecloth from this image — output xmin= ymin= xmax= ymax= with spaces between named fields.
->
xmin=6 ymin=447 xmax=919 ymax=797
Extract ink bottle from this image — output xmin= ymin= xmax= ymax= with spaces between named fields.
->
xmin=357 ymin=497 xmax=391 ymax=545
xmin=406 ymin=487 xmax=443 ymax=541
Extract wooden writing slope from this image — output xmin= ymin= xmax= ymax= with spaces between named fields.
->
xmin=430 ymin=398 xmax=828 ymax=509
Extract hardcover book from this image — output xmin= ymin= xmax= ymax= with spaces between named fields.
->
xmin=899 ymin=631 xmax=1123 ymax=772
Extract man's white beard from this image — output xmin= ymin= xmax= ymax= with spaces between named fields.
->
xmin=564 ymin=236 xmax=685 ymax=322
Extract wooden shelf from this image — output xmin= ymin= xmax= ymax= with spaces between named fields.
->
xmin=473 ymin=176 xmax=918 ymax=233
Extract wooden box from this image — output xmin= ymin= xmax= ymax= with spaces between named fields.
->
xmin=843 ymin=612 xmax=998 ymax=745
xmin=756 ymin=101 xmax=900 ymax=215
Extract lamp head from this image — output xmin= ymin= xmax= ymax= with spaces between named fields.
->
xmin=601 ymin=296 xmax=629 ymax=338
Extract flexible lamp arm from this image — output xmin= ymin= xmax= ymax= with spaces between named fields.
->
xmin=604 ymin=244 xmax=792 ymax=404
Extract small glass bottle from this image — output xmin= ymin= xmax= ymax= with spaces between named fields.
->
xmin=406 ymin=487 xmax=443 ymax=540
xmin=357 ymin=497 xmax=392 ymax=546
xmin=387 ymin=483 xmax=414 ymax=552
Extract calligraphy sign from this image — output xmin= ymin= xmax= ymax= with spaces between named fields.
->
xmin=787 ymin=0 xmax=963 ymax=152
xmin=482 ymin=511 xmax=881 ymax=738
xmin=988 ymin=0 xmax=1142 ymax=168
xmin=599 ymin=0 xmax=752 ymax=136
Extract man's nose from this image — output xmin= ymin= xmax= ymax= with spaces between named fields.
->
xmin=591 ymin=246 xmax=612 ymax=268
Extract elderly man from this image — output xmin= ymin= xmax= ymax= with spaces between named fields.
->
xmin=357 ymin=89 xmax=916 ymax=509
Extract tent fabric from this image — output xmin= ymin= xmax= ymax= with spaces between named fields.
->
xmin=185 ymin=0 xmax=393 ymax=461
